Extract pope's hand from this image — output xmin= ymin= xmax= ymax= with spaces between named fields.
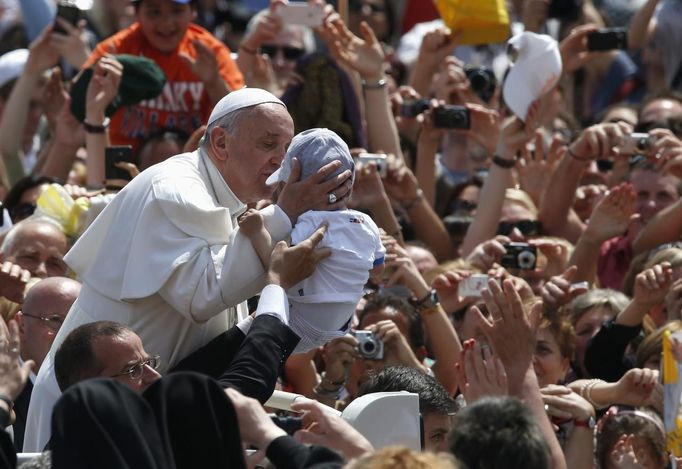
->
xmin=266 ymin=224 xmax=331 ymax=289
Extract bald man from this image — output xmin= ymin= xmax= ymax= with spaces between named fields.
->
xmin=13 ymin=277 xmax=80 ymax=451
xmin=0 ymin=219 xmax=68 ymax=304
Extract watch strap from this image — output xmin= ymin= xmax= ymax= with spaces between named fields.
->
xmin=83 ymin=117 xmax=111 ymax=134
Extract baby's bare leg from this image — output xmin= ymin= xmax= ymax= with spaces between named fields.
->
xmin=238 ymin=209 xmax=272 ymax=269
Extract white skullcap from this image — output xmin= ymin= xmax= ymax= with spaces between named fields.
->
xmin=207 ymin=87 xmax=285 ymax=126
xmin=0 ymin=49 xmax=28 ymax=89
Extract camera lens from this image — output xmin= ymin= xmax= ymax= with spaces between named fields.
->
xmin=361 ymin=341 xmax=376 ymax=355
xmin=636 ymin=138 xmax=650 ymax=152
xmin=517 ymin=251 xmax=536 ymax=269
xmin=468 ymin=71 xmax=488 ymax=92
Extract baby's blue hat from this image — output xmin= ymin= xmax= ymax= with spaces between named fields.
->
xmin=266 ymin=128 xmax=355 ymax=186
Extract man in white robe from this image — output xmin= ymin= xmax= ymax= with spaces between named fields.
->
xmin=24 ymin=88 xmax=352 ymax=451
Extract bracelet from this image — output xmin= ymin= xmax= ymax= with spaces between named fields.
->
xmin=361 ymin=77 xmax=387 ymax=90
xmin=238 ymin=43 xmax=258 ymax=55
xmin=579 ymin=379 xmax=608 ymax=410
xmin=567 ymin=145 xmax=592 ymax=162
xmin=492 ymin=154 xmax=516 ymax=168
xmin=83 ymin=117 xmax=110 ymax=134
xmin=402 ymin=189 xmax=424 ymax=211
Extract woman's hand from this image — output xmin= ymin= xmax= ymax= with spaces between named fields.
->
xmin=456 ymin=339 xmax=507 ymax=403
xmin=324 ymin=18 xmax=385 ymax=81
xmin=540 ymin=385 xmax=595 ymax=422
xmin=614 ymin=368 xmax=658 ymax=407
xmin=631 ymin=261 xmax=674 ymax=309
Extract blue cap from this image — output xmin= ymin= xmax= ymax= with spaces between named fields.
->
xmin=266 ymin=128 xmax=355 ymax=186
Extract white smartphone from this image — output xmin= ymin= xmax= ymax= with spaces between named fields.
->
xmin=276 ymin=3 xmax=324 ymax=27
xmin=458 ymin=274 xmax=489 ymax=298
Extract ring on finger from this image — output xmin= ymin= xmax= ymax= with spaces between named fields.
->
xmin=328 ymin=193 xmax=337 ymax=204
xmin=9 ymin=347 xmax=19 ymax=354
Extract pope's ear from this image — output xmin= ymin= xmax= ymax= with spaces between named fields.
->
xmin=209 ymin=126 xmax=230 ymax=162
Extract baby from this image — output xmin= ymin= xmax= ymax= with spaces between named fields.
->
xmin=239 ymin=128 xmax=385 ymax=353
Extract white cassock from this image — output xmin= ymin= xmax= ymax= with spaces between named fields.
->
xmin=23 ymin=148 xmax=291 ymax=451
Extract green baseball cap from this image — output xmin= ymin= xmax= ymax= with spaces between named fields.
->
xmin=69 ymin=54 xmax=167 ymax=122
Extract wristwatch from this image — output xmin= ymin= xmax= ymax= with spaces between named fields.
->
xmin=415 ymin=290 xmax=440 ymax=310
xmin=574 ymin=416 xmax=596 ymax=429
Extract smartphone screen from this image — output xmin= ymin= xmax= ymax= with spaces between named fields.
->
xmin=105 ymin=146 xmax=134 ymax=185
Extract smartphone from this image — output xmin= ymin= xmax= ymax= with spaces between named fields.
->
xmin=458 ymin=274 xmax=489 ymax=298
xmin=105 ymin=146 xmax=134 ymax=185
xmin=276 ymin=3 xmax=324 ymax=27
xmin=54 ymin=3 xmax=81 ymax=34
xmin=587 ymin=28 xmax=628 ymax=51
xmin=358 ymin=152 xmax=388 ymax=178
xmin=400 ymin=99 xmax=430 ymax=118
xmin=433 ymin=105 xmax=471 ymax=130
xmin=618 ymin=133 xmax=651 ymax=155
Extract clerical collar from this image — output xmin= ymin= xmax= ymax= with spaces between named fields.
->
xmin=198 ymin=147 xmax=247 ymax=219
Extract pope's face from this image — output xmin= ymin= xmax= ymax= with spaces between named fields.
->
xmin=221 ymin=104 xmax=294 ymax=203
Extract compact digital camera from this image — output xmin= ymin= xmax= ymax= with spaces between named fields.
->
xmin=501 ymin=243 xmax=537 ymax=270
xmin=351 ymin=330 xmax=384 ymax=360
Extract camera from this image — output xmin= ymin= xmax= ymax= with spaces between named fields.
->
xmin=547 ymin=0 xmax=581 ymax=21
xmin=433 ymin=105 xmax=470 ymax=130
xmin=501 ymin=243 xmax=537 ymax=270
xmin=465 ymin=67 xmax=496 ymax=103
xmin=400 ymin=98 xmax=430 ymax=118
xmin=351 ymin=330 xmax=384 ymax=360
xmin=618 ymin=133 xmax=651 ymax=155
xmin=357 ymin=152 xmax=388 ymax=178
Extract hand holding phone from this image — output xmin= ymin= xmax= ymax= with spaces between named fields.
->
xmin=586 ymin=28 xmax=628 ymax=51
xmin=275 ymin=3 xmax=324 ymax=27
xmin=105 ymin=146 xmax=134 ymax=188
xmin=54 ymin=3 xmax=81 ymax=35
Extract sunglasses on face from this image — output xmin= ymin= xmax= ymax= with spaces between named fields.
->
xmin=260 ymin=44 xmax=305 ymax=61
xmin=496 ymin=220 xmax=540 ymax=237
xmin=9 ymin=202 xmax=36 ymax=222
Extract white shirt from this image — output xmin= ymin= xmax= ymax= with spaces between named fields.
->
xmin=23 ymin=149 xmax=292 ymax=451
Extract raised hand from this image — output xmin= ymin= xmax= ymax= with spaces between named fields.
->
xmin=181 ymin=40 xmax=222 ymax=86
xmin=613 ymin=368 xmax=658 ymax=407
xmin=568 ymin=122 xmax=633 ymax=161
xmin=325 ymin=19 xmax=385 ymax=81
xmin=365 ymin=319 xmax=423 ymax=370
xmin=0 ymin=262 xmax=31 ymax=304
xmin=50 ymin=18 xmax=90 ymax=69
xmin=517 ymin=132 xmax=566 ymax=204
xmin=432 ymin=269 xmax=472 ymax=313
xmin=416 ymin=27 xmax=459 ymax=72
xmin=559 ymin=24 xmax=600 ymax=74
xmin=650 ymin=128 xmax=682 ymax=178
xmin=455 ymin=338 xmax=507 ymax=403
xmin=541 ymin=265 xmax=588 ymax=312
xmin=86 ymin=55 xmax=123 ymax=118
xmin=465 ymin=236 xmax=512 ymax=271
xmin=583 ymin=182 xmax=638 ymax=243
xmin=632 ymin=261 xmax=674 ymax=309
xmin=26 ymin=24 xmax=60 ymax=75
xmin=540 ymin=385 xmax=595 ymax=422
xmin=0 ymin=319 xmax=34 ymax=401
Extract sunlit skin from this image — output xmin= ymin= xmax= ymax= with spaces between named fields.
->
xmin=533 ymin=327 xmax=570 ymax=387
xmin=135 ymin=0 xmax=195 ymax=54
xmin=3 ymin=222 xmax=68 ymax=278
xmin=210 ymin=104 xmax=294 ymax=204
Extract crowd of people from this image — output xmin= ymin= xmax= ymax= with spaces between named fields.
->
xmin=0 ymin=0 xmax=681 ymax=467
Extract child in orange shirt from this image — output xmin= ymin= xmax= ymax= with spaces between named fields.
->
xmin=83 ymin=0 xmax=244 ymax=154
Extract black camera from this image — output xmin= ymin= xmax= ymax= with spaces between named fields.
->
xmin=400 ymin=98 xmax=430 ymax=118
xmin=465 ymin=66 xmax=496 ymax=103
xmin=270 ymin=415 xmax=303 ymax=435
xmin=433 ymin=105 xmax=470 ymax=130
xmin=501 ymin=243 xmax=537 ymax=270
xmin=351 ymin=330 xmax=384 ymax=360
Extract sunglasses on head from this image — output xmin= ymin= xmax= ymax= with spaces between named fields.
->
xmin=9 ymin=202 xmax=36 ymax=222
xmin=260 ymin=44 xmax=305 ymax=61
xmin=497 ymin=220 xmax=540 ymax=237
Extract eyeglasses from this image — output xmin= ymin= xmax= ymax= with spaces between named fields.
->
xmin=260 ymin=45 xmax=305 ymax=61
xmin=112 ymin=355 xmax=161 ymax=380
xmin=21 ymin=313 xmax=64 ymax=331
xmin=497 ymin=220 xmax=540 ymax=237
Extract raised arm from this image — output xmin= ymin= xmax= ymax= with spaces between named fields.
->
xmin=627 ymin=0 xmax=660 ymax=50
